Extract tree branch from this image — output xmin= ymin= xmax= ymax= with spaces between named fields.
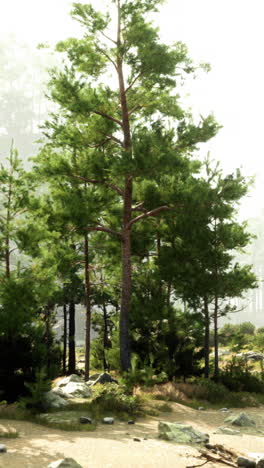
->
xmin=127 ymin=205 xmax=171 ymax=229
xmin=93 ymin=110 xmax=122 ymax=127
xmin=97 ymin=46 xmax=118 ymax=70
xmin=131 ymin=202 xmax=147 ymax=212
xmin=107 ymin=134 xmax=124 ymax=147
xmin=125 ymin=73 xmax=143 ymax=94
xmin=128 ymin=105 xmax=142 ymax=116
xmin=70 ymin=174 xmax=124 ymax=196
xmin=99 ymin=30 xmax=117 ymax=45
xmin=85 ymin=225 xmax=122 ymax=239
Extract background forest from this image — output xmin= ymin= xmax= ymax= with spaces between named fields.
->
xmin=0 ymin=0 xmax=262 ymax=404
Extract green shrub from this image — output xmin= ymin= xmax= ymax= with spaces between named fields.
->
xmin=19 ymin=368 xmax=51 ymax=412
xmin=220 ymin=356 xmax=264 ymax=393
xmin=91 ymin=383 xmax=140 ymax=414
xmin=195 ymin=379 xmax=227 ymax=403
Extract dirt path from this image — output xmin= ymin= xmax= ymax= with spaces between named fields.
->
xmin=0 ymin=404 xmax=264 ymax=468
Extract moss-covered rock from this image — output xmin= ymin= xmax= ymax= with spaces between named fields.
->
xmin=158 ymin=422 xmax=209 ymax=445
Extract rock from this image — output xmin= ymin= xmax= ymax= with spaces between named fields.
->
xmin=53 ymin=382 xmax=92 ymax=399
xmin=79 ymin=417 xmax=92 ymax=424
xmin=158 ymin=422 xmax=209 ymax=445
xmin=237 ymin=456 xmax=256 ymax=467
xmin=89 ymin=372 xmax=118 ymax=387
xmin=0 ymin=444 xmax=7 ymax=453
xmin=102 ymin=417 xmax=114 ymax=424
xmin=244 ymin=352 xmax=264 ymax=361
xmin=225 ymin=412 xmax=256 ymax=427
xmin=198 ymin=407 xmax=205 ymax=411
xmin=133 ymin=437 xmax=141 ymax=442
xmin=128 ymin=420 xmax=135 ymax=424
xmin=219 ymin=408 xmax=229 ymax=412
xmin=44 ymin=391 xmax=69 ymax=409
xmin=214 ymin=426 xmax=240 ymax=435
xmin=57 ymin=375 xmax=83 ymax=387
xmin=48 ymin=458 xmax=83 ymax=468
xmin=257 ymin=458 xmax=264 ymax=468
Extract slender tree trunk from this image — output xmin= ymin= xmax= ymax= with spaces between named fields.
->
xmin=213 ymin=294 xmax=219 ymax=381
xmin=84 ymin=233 xmax=91 ymax=381
xmin=45 ymin=304 xmax=54 ymax=378
xmin=102 ymin=301 xmax=109 ymax=372
xmin=204 ymin=296 xmax=210 ymax=379
xmin=117 ymin=1 xmax=133 ymax=372
xmin=167 ymin=281 xmax=171 ymax=308
xmin=63 ymin=304 xmax=67 ymax=375
xmin=68 ymin=301 xmax=76 ymax=374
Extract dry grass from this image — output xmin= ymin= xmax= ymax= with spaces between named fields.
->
xmin=134 ymin=382 xmax=188 ymax=402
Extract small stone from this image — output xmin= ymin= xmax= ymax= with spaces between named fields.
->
xmin=102 ymin=417 xmax=114 ymax=424
xmin=257 ymin=458 xmax=264 ymax=468
xmin=237 ymin=456 xmax=256 ymax=468
xmin=133 ymin=437 xmax=141 ymax=442
xmin=48 ymin=458 xmax=83 ymax=468
xmin=0 ymin=444 xmax=7 ymax=453
xmin=198 ymin=407 xmax=205 ymax=411
xmin=220 ymin=408 xmax=229 ymax=412
xmin=214 ymin=426 xmax=240 ymax=435
xmin=79 ymin=417 xmax=92 ymax=424
xmin=128 ymin=420 xmax=135 ymax=424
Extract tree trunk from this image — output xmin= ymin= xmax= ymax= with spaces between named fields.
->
xmin=120 ymin=199 xmax=132 ymax=371
xmin=213 ymin=294 xmax=219 ymax=381
xmin=45 ymin=304 xmax=54 ymax=378
xmin=117 ymin=2 xmax=133 ymax=372
xmin=204 ymin=296 xmax=210 ymax=379
xmin=102 ymin=301 xmax=110 ymax=372
xmin=62 ymin=304 xmax=67 ymax=375
xmin=68 ymin=301 xmax=76 ymax=374
xmin=84 ymin=233 xmax=91 ymax=381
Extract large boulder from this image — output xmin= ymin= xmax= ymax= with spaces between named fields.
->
xmin=53 ymin=382 xmax=91 ymax=399
xmin=44 ymin=391 xmax=69 ymax=409
xmin=225 ymin=412 xmax=256 ymax=427
xmin=158 ymin=422 xmax=209 ymax=445
xmin=48 ymin=458 xmax=83 ymax=468
xmin=57 ymin=375 xmax=83 ymax=387
xmin=86 ymin=372 xmax=118 ymax=387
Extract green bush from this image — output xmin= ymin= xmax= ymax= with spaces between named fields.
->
xmin=220 ymin=356 xmax=264 ymax=393
xmin=19 ymin=368 xmax=51 ymax=412
xmin=195 ymin=379 xmax=227 ymax=403
xmin=91 ymin=383 xmax=140 ymax=414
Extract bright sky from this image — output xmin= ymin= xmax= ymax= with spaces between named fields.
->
xmin=1 ymin=0 xmax=264 ymax=219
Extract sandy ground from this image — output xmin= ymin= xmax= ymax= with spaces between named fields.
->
xmin=0 ymin=404 xmax=264 ymax=468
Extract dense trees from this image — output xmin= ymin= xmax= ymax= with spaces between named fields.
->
xmin=0 ymin=0 xmax=258 ymax=399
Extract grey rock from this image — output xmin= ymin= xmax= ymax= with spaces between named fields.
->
xmin=220 ymin=408 xmax=229 ymax=412
xmin=0 ymin=444 xmax=7 ymax=453
xmin=53 ymin=382 xmax=92 ymax=399
xmin=48 ymin=458 xmax=83 ymax=468
xmin=237 ymin=456 xmax=256 ymax=467
xmin=198 ymin=407 xmax=205 ymax=411
xmin=225 ymin=412 xmax=256 ymax=427
xmin=44 ymin=391 xmax=69 ymax=409
xmin=102 ymin=417 xmax=114 ymax=424
xmin=214 ymin=426 xmax=240 ymax=435
xmin=79 ymin=417 xmax=92 ymax=424
xmin=57 ymin=375 xmax=83 ymax=387
xmin=128 ymin=420 xmax=135 ymax=424
xmin=158 ymin=422 xmax=209 ymax=445
xmin=90 ymin=372 xmax=118 ymax=387
xmin=133 ymin=437 xmax=141 ymax=442
xmin=257 ymin=458 xmax=264 ymax=468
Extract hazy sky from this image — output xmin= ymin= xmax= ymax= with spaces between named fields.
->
xmin=1 ymin=0 xmax=263 ymax=219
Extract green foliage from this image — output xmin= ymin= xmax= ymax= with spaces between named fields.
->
xmin=220 ymin=356 xmax=264 ymax=393
xmin=91 ymin=383 xmax=139 ymax=414
xmin=19 ymin=369 xmax=51 ymax=413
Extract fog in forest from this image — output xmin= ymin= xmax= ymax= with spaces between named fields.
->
xmin=0 ymin=0 xmax=263 ymax=327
